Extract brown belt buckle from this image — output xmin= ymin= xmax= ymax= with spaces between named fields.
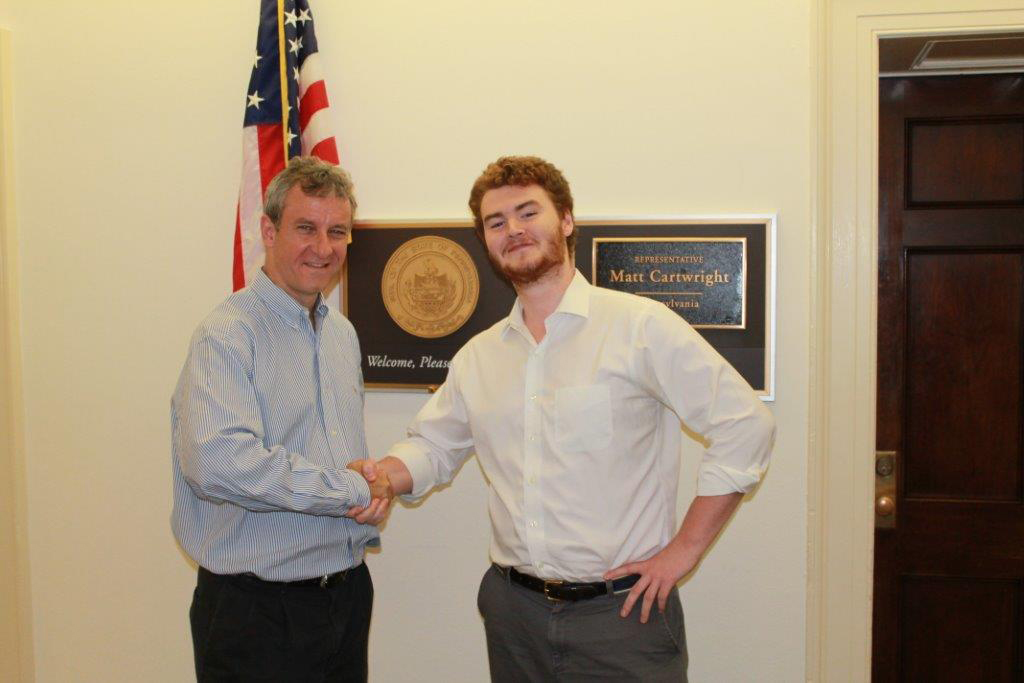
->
xmin=543 ymin=579 xmax=565 ymax=602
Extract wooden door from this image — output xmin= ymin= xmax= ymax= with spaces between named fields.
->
xmin=875 ymin=74 xmax=1024 ymax=681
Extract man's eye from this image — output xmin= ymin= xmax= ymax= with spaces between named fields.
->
xmin=297 ymin=225 xmax=314 ymax=232
xmin=522 ymin=211 xmax=537 ymax=219
xmin=487 ymin=221 xmax=504 ymax=230
xmin=329 ymin=229 xmax=348 ymax=238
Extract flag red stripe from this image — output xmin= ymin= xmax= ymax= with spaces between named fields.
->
xmin=310 ymin=137 xmax=339 ymax=165
xmin=232 ymin=203 xmax=246 ymax=291
xmin=257 ymin=123 xmax=286 ymax=196
xmin=299 ymin=80 xmax=329 ymax=132
xmin=234 ymin=3 xmax=339 ymax=291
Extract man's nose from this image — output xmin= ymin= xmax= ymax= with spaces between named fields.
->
xmin=507 ymin=218 xmax=525 ymax=236
xmin=313 ymin=230 xmax=332 ymax=255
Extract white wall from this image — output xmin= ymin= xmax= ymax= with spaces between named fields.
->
xmin=0 ymin=1 xmax=811 ymax=680
xmin=0 ymin=25 xmax=32 ymax=683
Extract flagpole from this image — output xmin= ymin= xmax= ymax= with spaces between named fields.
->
xmin=276 ymin=0 xmax=289 ymax=163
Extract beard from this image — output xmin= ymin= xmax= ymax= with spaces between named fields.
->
xmin=488 ymin=231 xmax=569 ymax=287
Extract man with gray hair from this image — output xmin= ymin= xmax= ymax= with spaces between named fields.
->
xmin=172 ymin=156 xmax=391 ymax=681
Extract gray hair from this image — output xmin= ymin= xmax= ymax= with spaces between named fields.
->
xmin=263 ymin=156 xmax=357 ymax=226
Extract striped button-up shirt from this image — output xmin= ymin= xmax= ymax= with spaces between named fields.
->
xmin=171 ymin=270 xmax=376 ymax=581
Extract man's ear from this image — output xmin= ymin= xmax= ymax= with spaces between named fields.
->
xmin=260 ymin=215 xmax=277 ymax=248
xmin=561 ymin=211 xmax=574 ymax=237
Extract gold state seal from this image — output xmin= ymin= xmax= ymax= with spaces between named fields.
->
xmin=381 ymin=236 xmax=480 ymax=338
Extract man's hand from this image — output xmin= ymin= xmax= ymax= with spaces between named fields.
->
xmin=350 ymin=458 xmax=394 ymax=500
xmin=345 ymin=459 xmax=393 ymax=525
xmin=603 ymin=492 xmax=744 ymax=623
xmin=603 ymin=543 xmax=700 ymax=624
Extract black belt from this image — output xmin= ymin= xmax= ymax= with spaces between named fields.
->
xmin=200 ymin=565 xmax=360 ymax=590
xmin=500 ymin=565 xmax=641 ymax=602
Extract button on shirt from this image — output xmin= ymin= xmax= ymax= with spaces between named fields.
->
xmin=171 ymin=270 xmax=375 ymax=581
xmin=391 ymin=270 xmax=775 ymax=582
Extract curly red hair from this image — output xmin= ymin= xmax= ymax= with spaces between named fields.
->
xmin=468 ymin=156 xmax=576 ymax=254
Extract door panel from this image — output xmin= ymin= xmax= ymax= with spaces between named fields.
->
xmin=875 ymin=74 xmax=1024 ymax=681
xmin=904 ymin=250 xmax=1022 ymax=502
xmin=900 ymin=576 xmax=1021 ymax=683
xmin=907 ymin=119 xmax=1024 ymax=206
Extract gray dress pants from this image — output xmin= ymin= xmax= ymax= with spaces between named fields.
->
xmin=478 ymin=564 xmax=688 ymax=682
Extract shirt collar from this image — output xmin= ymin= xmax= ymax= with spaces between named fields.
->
xmin=251 ymin=269 xmax=326 ymax=328
xmin=502 ymin=269 xmax=591 ymax=339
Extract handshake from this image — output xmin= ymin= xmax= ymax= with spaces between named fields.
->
xmin=345 ymin=458 xmax=395 ymax=526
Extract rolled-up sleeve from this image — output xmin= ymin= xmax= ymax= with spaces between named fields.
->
xmin=636 ymin=302 xmax=775 ymax=496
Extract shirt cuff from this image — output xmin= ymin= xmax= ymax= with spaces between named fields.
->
xmin=328 ymin=467 xmax=372 ymax=510
xmin=388 ymin=442 xmax=437 ymax=500
xmin=696 ymin=462 xmax=765 ymax=496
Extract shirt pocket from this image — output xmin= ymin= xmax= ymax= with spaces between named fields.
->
xmin=554 ymin=384 xmax=613 ymax=452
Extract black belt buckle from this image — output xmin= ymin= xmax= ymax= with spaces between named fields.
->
xmin=564 ymin=583 xmax=601 ymax=601
xmin=543 ymin=579 xmax=566 ymax=601
xmin=543 ymin=579 xmax=601 ymax=602
xmin=318 ymin=567 xmax=351 ymax=589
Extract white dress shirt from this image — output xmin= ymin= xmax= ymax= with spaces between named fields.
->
xmin=391 ymin=270 xmax=775 ymax=582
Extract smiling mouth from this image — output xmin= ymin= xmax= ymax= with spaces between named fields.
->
xmin=504 ymin=242 xmax=535 ymax=255
xmin=303 ymin=261 xmax=333 ymax=269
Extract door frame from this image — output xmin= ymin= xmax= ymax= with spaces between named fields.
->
xmin=0 ymin=27 xmax=33 ymax=683
xmin=811 ymin=2 xmax=1024 ymax=681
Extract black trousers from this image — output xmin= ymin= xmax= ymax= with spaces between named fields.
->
xmin=190 ymin=564 xmax=373 ymax=683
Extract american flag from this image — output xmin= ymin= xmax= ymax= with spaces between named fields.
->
xmin=233 ymin=0 xmax=339 ymax=291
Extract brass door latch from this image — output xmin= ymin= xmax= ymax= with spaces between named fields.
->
xmin=875 ymin=451 xmax=896 ymax=529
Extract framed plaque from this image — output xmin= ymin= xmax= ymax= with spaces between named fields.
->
xmin=343 ymin=221 xmax=514 ymax=390
xmin=592 ymin=237 xmax=747 ymax=328
xmin=344 ymin=216 xmax=775 ymax=399
xmin=577 ymin=217 xmax=775 ymax=399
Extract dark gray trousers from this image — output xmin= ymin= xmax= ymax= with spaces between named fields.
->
xmin=478 ymin=565 xmax=688 ymax=682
